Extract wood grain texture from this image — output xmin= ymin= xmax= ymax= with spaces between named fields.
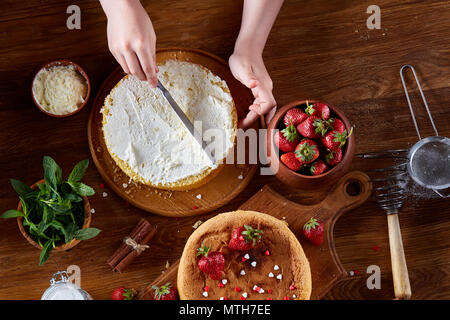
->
xmin=0 ymin=0 xmax=449 ymax=300
xmin=138 ymin=171 xmax=372 ymax=300
xmin=88 ymin=48 xmax=258 ymax=216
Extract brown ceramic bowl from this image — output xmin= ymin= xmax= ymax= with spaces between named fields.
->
xmin=267 ymin=100 xmax=355 ymax=190
xmin=17 ymin=179 xmax=92 ymax=251
xmin=31 ymin=60 xmax=91 ymax=118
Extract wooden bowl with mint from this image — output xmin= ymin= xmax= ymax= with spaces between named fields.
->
xmin=1 ymin=156 xmax=100 ymax=265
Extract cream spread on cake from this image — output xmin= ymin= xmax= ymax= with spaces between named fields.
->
xmin=101 ymin=60 xmax=236 ymax=188
xmin=32 ymin=65 xmax=87 ymax=115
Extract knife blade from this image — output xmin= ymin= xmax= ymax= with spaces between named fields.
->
xmin=157 ymin=80 xmax=215 ymax=164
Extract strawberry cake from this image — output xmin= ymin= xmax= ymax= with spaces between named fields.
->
xmin=101 ymin=59 xmax=237 ymax=190
xmin=177 ymin=210 xmax=312 ymax=300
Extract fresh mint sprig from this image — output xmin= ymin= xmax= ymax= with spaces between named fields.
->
xmin=1 ymin=156 xmax=100 ymax=265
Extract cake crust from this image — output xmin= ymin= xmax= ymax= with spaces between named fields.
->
xmin=177 ymin=210 xmax=312 ymax=300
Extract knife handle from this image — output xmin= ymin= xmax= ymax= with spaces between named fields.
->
xmin=387 ymin=213 xmax=412 ymax=300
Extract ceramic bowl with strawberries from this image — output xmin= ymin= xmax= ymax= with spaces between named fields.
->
xmin=267 ymin=100 xmax=355 ymax=190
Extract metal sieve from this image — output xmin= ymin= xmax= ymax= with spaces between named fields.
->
xmin=400 ymin=65 xmax=450 ymax=198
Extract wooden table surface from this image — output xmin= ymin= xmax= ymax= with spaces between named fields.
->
xmin=0 ymin=0 xmax=449 ymax=300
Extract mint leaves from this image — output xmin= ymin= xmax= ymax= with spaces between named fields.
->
xmin=1 ymin=156 xmax=100 ymax=265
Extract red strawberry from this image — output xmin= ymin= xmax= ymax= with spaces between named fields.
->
xmin=152 ymin=282 xmax=178 ymax=300
xmin=111 ymin=287 xmax=135 ymax=300
xmin=283 ymin=108 xmax=308 ymax=127
xmin=280 ymin=152 xmax=302 ymax=171
xmin=328 ymin=118 xmax=346 ymax=133
xmin=305 ymin=101 xmax=330 ymax=120
xmin=325 ymin=148 xmax=343 ymax=166
xmin=197 ymin=243 xmax=225 ymax=280
xmin=310 ymin=160 xmax=329 ymax=175
xmin=228 ymin=225 xmax=263 ymax=251
xmin=321 ymin=128 xmax=353 ymax=151
xmin=303 ymin=217 xmax=324 ymax=246
xmin=294 ymin=139 xmax=320 ymax=165
xmin=296 ymin=116 xmax=322 ymax=139
xmin=274 ymin=122 xmax=299 ymax=152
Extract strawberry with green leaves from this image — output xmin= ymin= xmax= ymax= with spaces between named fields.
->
xmin=283 ymin=108 xmax=308 ymax=127
xmin=321 ymin=128 xmax=353 ymax=151
xmin=152 ymin=282 xmax=178 ymax=300
xmin=294 ymin=139 xmax=320 ymax=165
xmin=303 ymin=217 xmax=324 ymax=246
xmin=305 ymin=101 xmax=330 ymax=120
xmin=310 ymin=160 xmax=328 ymax=175
xmin=281 ymin=152 xmax=302 ymax=171
xmin=228 ymin=225 xmax=263 ymax=251
xmin=325 ymin=148 xmax=343 ymax=166
xmin=197 ymin=243 xmax=225 ymax=280
xmin=327 ymin=118 xmax=346 ymax=133
xmin=296 ymin=116 xmax=322 ymax=139
xmin=111 ymin=287 xmax=136 ymax=300
xmin=274 ymin=121 xmax=300 ymax=152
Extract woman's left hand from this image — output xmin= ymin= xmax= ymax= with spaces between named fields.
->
xmin=229 ymin=51 xmax=277 ymax=129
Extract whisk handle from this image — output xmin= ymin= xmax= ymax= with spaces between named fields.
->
xmin=387 ymin=213 xmax=412 ymax=300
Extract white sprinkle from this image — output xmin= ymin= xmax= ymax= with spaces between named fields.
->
xmin=251 ymin=261 xmax=257 ymax=267
xmin=202 ymin=291 xmax=208 ymax=297
xmin=196 ymin=194 xmax=202 ymax=199
xmin=102 ymin=192 xmax=108 ymax=197
xmin=240 ymin=270 xmax=246 ymax=275
xmin=276 ymin=274 xmax=282 ymax=280
xmin=349 ymin=271 xmax=354 ymax=276
xmin=219 ymin=297 xmax=224 ymax=300
xmin=282 ymin=216 xmax=286 ymax=220
xmin=238 ymin=174 xmax=243 ymax=180
xmin=293 ymin=294 xmax=297 ymax=298
xmin=242 ymin=292 xmax=248 ymax=298
xmin=244 ymin=253 xmax=250 ymax=259
xmin=259 ymin=288 xmax=265 ymax=294
xmin=222 ymin=279 xmax=227 ymax=285
xmin=253 ymin=285 xmax=258 ymax=291
xmin=90 ymin=208 xmax=95 ymax=214
xmin=122 ymin=183 xmax=128 ymax=188
xmin=274 ymin=265 xmax=280 ymax=271
xmin=268 ymin=272 xmax=274 ymax=278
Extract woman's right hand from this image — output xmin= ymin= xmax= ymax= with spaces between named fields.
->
xmin=100 ymin=0 xmax=158 ymax=87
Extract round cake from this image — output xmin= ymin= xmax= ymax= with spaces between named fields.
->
xmin=101 ymin=59 xmax=237 ymax=190
xmin=177 ymin=210 xmax=312 ymax=300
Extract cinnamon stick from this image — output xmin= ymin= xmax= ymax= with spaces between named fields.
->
xmin=107 ymin=218 xmax=157 ymax=273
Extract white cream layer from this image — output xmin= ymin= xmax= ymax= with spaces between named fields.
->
xmin=102 ymin=60 xmax=235 ymax=186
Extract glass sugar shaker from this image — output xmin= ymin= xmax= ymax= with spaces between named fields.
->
xmin=41 ymin=271 xmax=92 ymax=300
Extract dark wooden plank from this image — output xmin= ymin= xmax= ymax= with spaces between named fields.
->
xmin=0 ymin=0 xmax=449 ymax=300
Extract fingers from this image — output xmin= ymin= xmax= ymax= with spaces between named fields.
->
xmin=123 ymin=50 xmax=146 ymax=81
xmin=238 ymin=109 xmax=260 ymax=129
xmin=240 ymin=82 xmax=277 ymax=129
xmin=136 ymin=46 xmax=158 ymax=87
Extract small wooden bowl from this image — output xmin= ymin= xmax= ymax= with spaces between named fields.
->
xmin=267 ymin=100 xmax=355 ymax=190
xmin=16 ymin=179 xmax=92 ymax=251
xmin=31 ymin=60 xmax=91 ymax=118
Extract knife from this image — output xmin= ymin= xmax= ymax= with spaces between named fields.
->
xmin=157 ymin=81 xmax=215 ymax=164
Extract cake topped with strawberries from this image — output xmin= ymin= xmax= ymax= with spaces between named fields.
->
xmin=177 ymin=210 xmax=312 ymax=300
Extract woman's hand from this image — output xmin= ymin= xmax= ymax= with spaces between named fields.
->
xmin=100 ymin=0 xmax=158 ymax=87
xmin=231 ymin=0 xmax=283 ymax=128
xmin=229 ymin=51 xmax=276 ymax=129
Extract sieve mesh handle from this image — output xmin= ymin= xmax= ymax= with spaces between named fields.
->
xmin=400 ymin=65 xmax=439 ymax=140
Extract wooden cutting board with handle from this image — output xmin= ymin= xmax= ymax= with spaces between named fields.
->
xmin=138 ymin=170 xmax=372 ymax=300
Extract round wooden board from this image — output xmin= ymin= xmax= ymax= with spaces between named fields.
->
xmin=88 ymin=48 xmax=258 ymax=217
